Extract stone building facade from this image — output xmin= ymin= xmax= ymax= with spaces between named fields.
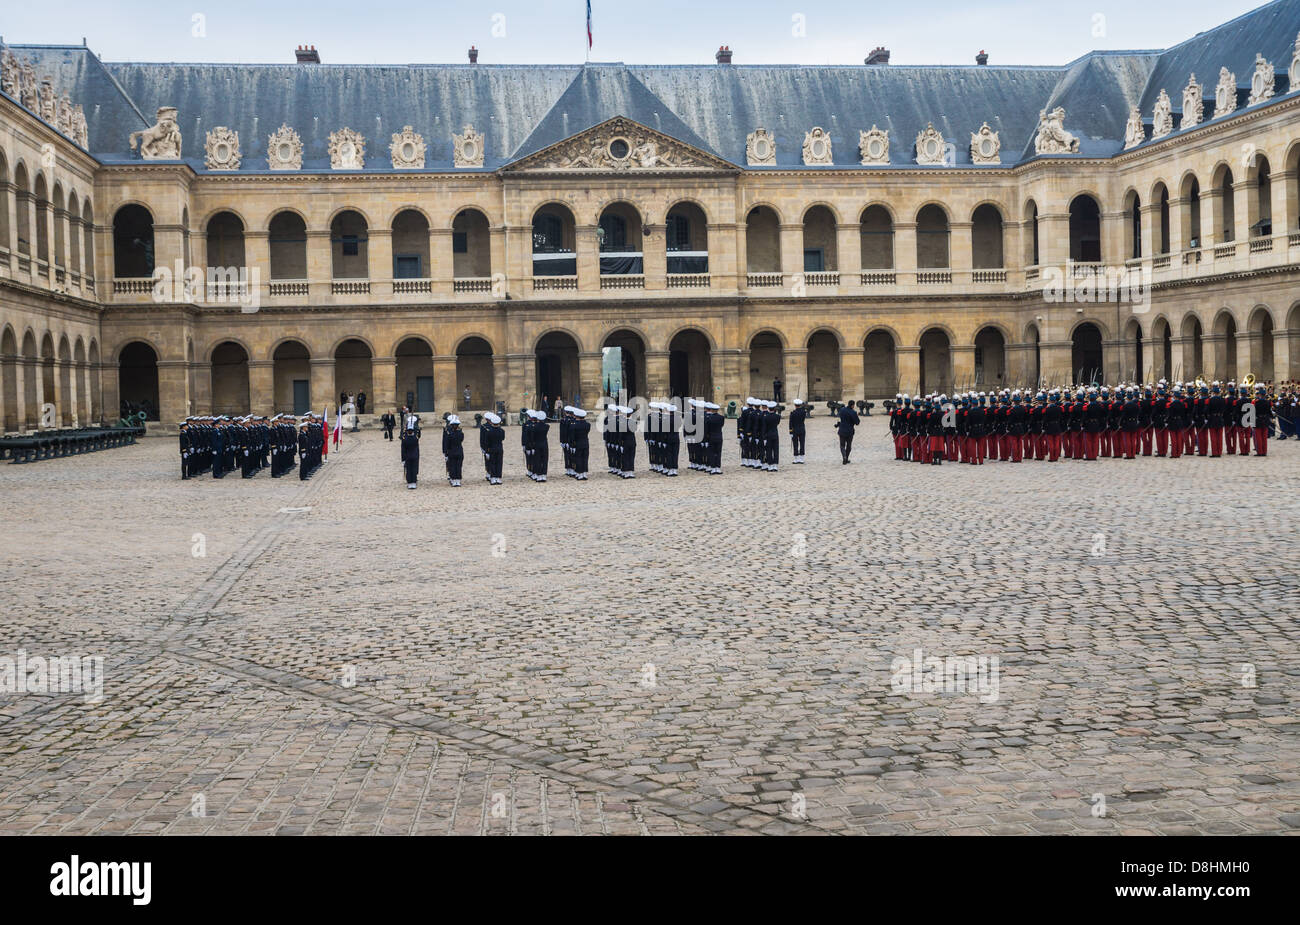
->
xmin=1 ymin=2 xmax=1299 ymax=429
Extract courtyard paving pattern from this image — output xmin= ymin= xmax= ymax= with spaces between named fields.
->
xmin=0 ymin=415 xmax=1297 ymax=835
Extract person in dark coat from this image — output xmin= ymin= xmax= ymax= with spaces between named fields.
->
xmin=480 ymin=411 xmax=505 ymax=484
xmin=381 ymin=411 xmax=396 ymax=440
xmin=835 ymin=401 xmax=860 ymax=464
xmin=570 ymin=408 xmax=591 ymax=480
xmin=442 ymin=415 xmax=464 ymax=486
xmin=400 ymin=425 xmax=420 ymax=489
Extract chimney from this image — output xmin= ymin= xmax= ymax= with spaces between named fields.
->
xmin=468 ymin=45 xmax=478 ymax=64
xmin=864 ymin=46 xmax=890 ymax=66
xmin=295 ymin=44 xmax=320 ymax=64
xmin=976 ymin=49 xmax=988 ymax=66
xmin=715 ymin=45 xmax=732 ymax=65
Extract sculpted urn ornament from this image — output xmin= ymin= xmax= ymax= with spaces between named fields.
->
xmin=266 ymin=124 xmax=303 ymax=170
xmin=328 ymin=127 xmax=366 ymax=169
xmin=1213 ymin=67 xmax=1236 ymax=118
xmin=1290 ymin=32 xmax=1300 ymax=89
xmin=129 ymin=106 xmax=182 ymax=159
xmin=1033 ymin=107 xmax=1079 ymax=154
xmin=389 ymin=125 xmax=426 ymax=169
xmin=969 ymin=122 xmax=1000 ymax=165
xmin=801 ymin=127 xmax=833 ymax=165
xmin=1247 ymin=53 xmax=1275 ymax=106
xmin=746 ymin=127 xmax=776 ymax=166
xmin=204 ymin=126 xmax=241 ymax=170
xmin=453 ymin=124 xmax=485 ymax=168
xmin=1123 ymin=108 xmax=1144 ymax=149
xmin=914 ymin=123 xmax=946 ymax=165
xmin=1151 ymin=90 xmax=1174 ymax=138
xmin=1182 ymin=74 xmax=1204 ymax=129
xmin=859 ymin=125 xmax=890 ymax=165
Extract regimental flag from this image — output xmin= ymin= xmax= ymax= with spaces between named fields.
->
xmin=586 ymin=0 xmax=593 ymax=49
xmin=333 ymin=405 xmax=342 ymax=448
xmin=321 ymin=405 xmax=330 ymax=457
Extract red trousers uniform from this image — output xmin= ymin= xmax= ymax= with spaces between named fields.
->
xmin=1253 ymin=427 xmax=1268 ymax=456
xmin=1184 ymin=429 xmax=1196 ymax=455
xmin=1100 ymin=431 xmax=1111 ymax=457
xmin=1209 ymin=427 xmax=1223 ymax=457
xmin=1008 ymin=434 xmax=1023 ymax=461
xmin=1169 ymin=428 xmax=1184 ymax=458
xmin=930 ymin=435 xmax=945 ymax=459
xmin=1084 ymin=432 xmax=1099 ymax=460
xmin=966 ymin=436 xmax=984 ymax=464
xmin=1141 ymin=428 xmax=1153 ymax=456
xmin=1155 ymin=428 xmax=1168 ymax=456
xmin=1225 ymin=425 xmax=1237 ymax=454
xmin=1239 ymin=427 xmax=1252 ymax=454
xmin=1046 ymin=433 xmax=1062 ymax=461
xmin=1195 ymin=427 xmax=1209 ymax=456
xmin=894 ymin=434 xmax=907 ymax=459
xmin=1122 ymin=431 xmax=1137 ymax=458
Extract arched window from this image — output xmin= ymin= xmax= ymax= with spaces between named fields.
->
xmin=113 ymin=205 xmax=155 ymax=278
xmin=1068 ymin=195 xmax=1101 ymax=262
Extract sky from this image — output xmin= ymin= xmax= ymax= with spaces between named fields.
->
xmin=4 ymin=0 xmax=1275 ymax=66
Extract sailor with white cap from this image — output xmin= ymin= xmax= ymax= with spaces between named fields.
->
xmin=442 ymin=414 xmax=464 ymax=486
xmin=761 ymin=399 xmax=781 ymax=471
xmin=569 ymin=408 xmax=591 ymax=479
xmin=480 ymin=411 xmax=504 ymax=484
xmin=400 ymin=416 xmax=421 ymax=489
xmin=684 ymin=398 xmax=702 ymax=470
xmin=788 ymin=397 xmax=808 ymax=463
xmin=697 ymin=401 xmax=721 ymax=473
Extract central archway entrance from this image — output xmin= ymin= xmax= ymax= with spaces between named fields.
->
xmin=118 ymin=341 xmax=159 ymax=420
xmin=668 ymin=329 xmax=712 ymax=400
xmin=748 ymin=331 xmax=784 ymax=399
xmin=456 ymin=337 xmax=495 ymax=410
xmin=210 ymin=341 xmax=250 ymax=416
xmin=601 ymin=329 xmax=647 ymax=399
xmin=395 ymin=337 xmax=434 ymax=412
xmin=535 ymin=332 xmax=579 ymax=409
xmin=1071 ymin=323 xmax=1104 ymax=384
xmin=918 ymin=328 xmax=951 ymax=395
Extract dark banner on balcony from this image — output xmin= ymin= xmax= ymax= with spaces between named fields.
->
xmin=667 ymin=255 xmax=707 ymax=274
xmin=599 ymin=255 xmax=643 ymax=275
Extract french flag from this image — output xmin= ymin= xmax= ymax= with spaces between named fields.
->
xmin=586 ymin=0 xmax=592 ymax=49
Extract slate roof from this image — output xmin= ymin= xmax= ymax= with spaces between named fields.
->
xmin=3 ymin=0 xmax=1297 ymax=170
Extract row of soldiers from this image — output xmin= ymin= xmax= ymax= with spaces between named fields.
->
xmin=179 ymin=414 xmax=326 ymax=480
xmin=684 ymin=399 xmax=727 ymax=474
xmin=558 ymin=406 xmax=593 ymax=480
xmin=738 ymin=397 xmax=812 ymax=470
xmin=888 ymin=380 xmax=1277 ymax=465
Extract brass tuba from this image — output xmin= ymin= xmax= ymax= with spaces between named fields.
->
xmin=1242 ymin=373 xmax=1256 ymax=390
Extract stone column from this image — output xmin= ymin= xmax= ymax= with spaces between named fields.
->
xmin=835 ymin=222 xmax=861 ymax=282
xmin=433 ymin=355 xmax=457 ymax=411
xmin=1203 ymin=187 xmax=1227 ymax=245
xmin=840 ymin=345 xmax=865 ymax=402
xmin=1236 ymin=331 xmax=1254 ymax=380
xmin=49 ymin=358 xmax=65 ymax=425
xmin=505 ymin=223 xmax=532 ymax=292
xmin=1102 ymin=338 xmax=1126 ymax=383
xmin=310 ymin=358 xmax=336 ymax=414
xmin=731 ymin=219 xmax=748 ymax=289
xmin=1139 ymin=203 xmax=1158 ymax=260
xmin=1202 ymin=332 xmax=1227 ymax=380
xmin=489 ymin=224 xmax=507 ymax=295
xmin=779 ymin=223 xmax=802 ymax=281
xmin=492 ymin=355 xmax=511 ymax=414
xmin=429 ymin=227 xmax=452 ymax=294
xmin=2 ymin=352 xmax=23 ymax=430
xmin=783 ymin=347 xmax=808 ymax=402
xmin=951 ymin=344 xmax=976 ymax=391
xmin=894 ymin=221 xmax=917 ymax=285
xmin=1235 ymin=177 xmax=1257 ymax=243
xmin=370 ymin=357 xmax=397 ymax=412
xmin=368 ymin=227 xmax=392 ymax=297
xmin=896 ymin=346 xmax=921 ymax=395
xmin=1101 ymin=210 xmax=1127 ymax=267
xmin=645 ymin=350 xmax=670 ymax=398
xmin=576 ymin=224 xmax=599 ymax=292
xmin=1005 ymin=342 xmax=1031 ymax=388
xmin=715 ymin=348 xmax=745 ymax=405
xmin=709 ymin=222 xmax=738 ymax=290
xmin=248 ymin=359 xmax=273 ymax=411
xmin=642 ymin=224 xmax=666 ymax=290
xmin=578 ymin=351 xmax=603 ymax=408
xmin=1274 ymin=327 xmax=1294 ymax=381
xmin=1 ymin=180 xmax=16 ymax=266
xmin=949 ymin=221 xmax=972 ymax=283
xmin=157 ymin=358 xmax=189 ymax=426
xmin=64 ymin=358 xmax=79 ymax=425
xmin=53 ymin=205 xmax=70 ymax=274
xmin=307 ymin=229 xmax=332 ymax=297
xmin=1275 ymin=166 xmax=1297 ymax=239
xmin=244 ymin=231 xmax=270 ymax=303
xmin=1039 ymin=340 xmax=1073 ymax=385
xmin=507 ymin=352 xmax=536 ymax=410
xmin=1037 ymin=212 xmax=1070 ymax=268
xmin=1167 ymin=197 xmax=1187 ymax=254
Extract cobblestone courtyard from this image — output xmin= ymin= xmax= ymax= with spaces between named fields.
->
xmin=1 ymin=415 xmax=1297 ymax=835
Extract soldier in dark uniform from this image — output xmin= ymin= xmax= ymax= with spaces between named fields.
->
xmin=533 ymin=409 xmax=550 ymax=481
xmin=619 ymin=406 xmax=637 ymax=478
xmin=889 ymin=394 xmax=906 ymax=461
xmin=836 ymin=399 xmax=860 ymax=464
xmin=178 ymin=419 xmax=192 ymax=479
xmin=1005 ymin=392 xmax=1026 ymax=462
xmin=443 ymin=415 xmax=464 ymax=486
xmin=400 ymin=422 xmax=421 ymax=489
xmin=480 ymin=411 xmax=504 ymax=484
xmin=1193 ymin=384 xmax=1210 ymax=456
xmin=761 ymin=399 xmax=780 ymax=471
xmin=966 ymin=394 xmax=987 ymax=465
xmin=1118 ymin=388 xmax=1140 ymax=458
xmin=789 ymin=398 xmax=809 ymax=463
xmin=1151 ymin=383 xmax=1169 ymax=456
xmin=559 ymin=406 xmax=573 ymax=477
xmin=738 ymin=398 xmax=753 ymax=468
xmin=570 ymin=408 xmax=590 ymax=480
xmin=603 ymin=404 xmax=620 ymax=475
xmin=1165 ymin=385 xmax=1189 ymax=459
xmin=662 ymin=401 xmax=681 ymax=476
xmin=1205 ymin=382 xmax=1226 ymax=457
xmin=1137 ymin=386 xmax=1154 ymax=456
xmin=1040 ymin=390 xmax=1062 ymax=461
xmin=703 ymin=401 xmax=724 ymax=474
